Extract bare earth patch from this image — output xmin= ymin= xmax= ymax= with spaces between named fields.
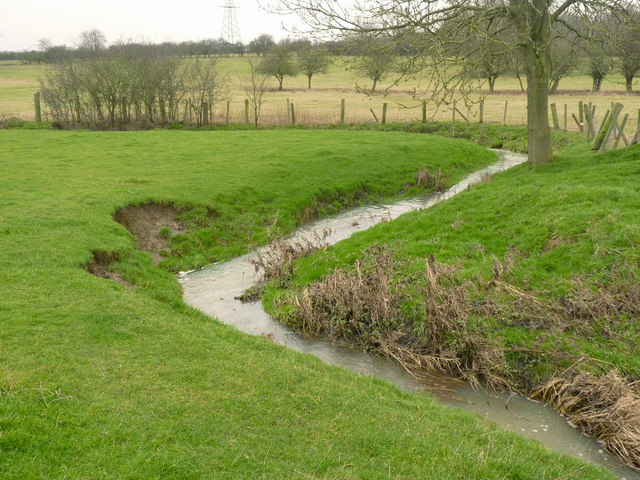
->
xmin=114 ymin=202 xmax=185 ymax=264
xmin=85 ymin=250 xmax=132 ymax=288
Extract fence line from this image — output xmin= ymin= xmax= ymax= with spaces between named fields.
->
xmin=21 ymin=93 xmax=640 ymax=149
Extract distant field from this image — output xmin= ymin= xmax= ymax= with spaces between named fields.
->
xmin=1 ymin=56 xmax=639 ymax=134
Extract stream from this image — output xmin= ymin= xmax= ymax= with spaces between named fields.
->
xmin=180 ymin=150 xmax=639 ymax=479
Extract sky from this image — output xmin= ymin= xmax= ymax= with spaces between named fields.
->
xmin=0 ymin=0 xmax=301 ymax=51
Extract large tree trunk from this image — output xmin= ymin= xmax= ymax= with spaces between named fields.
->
xmin=510 ymin=0 xmax=554 ymax=166
xmin=526 ymin=69 xmax=553 ymax=166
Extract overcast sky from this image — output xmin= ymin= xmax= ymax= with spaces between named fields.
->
xmin=1 ymin=0 xmax=299 ymax=51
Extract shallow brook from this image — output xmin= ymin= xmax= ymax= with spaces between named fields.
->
xmin=180 ymin=151 xmax=639 ymax=479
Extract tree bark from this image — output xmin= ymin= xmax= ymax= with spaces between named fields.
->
xmin=510 ymin=0 xmax=554 ymax=166
xmin=626 ymin=75 xmax=634 ymax=93
xmin=527 ymin=71 xmax=554 ymax=166
xmin=488 ymin=77 xmax=496 ymax=93
xmin=308 ymin=74 xmax=312 ymax=89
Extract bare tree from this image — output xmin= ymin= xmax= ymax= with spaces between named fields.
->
xmin=348 ymin=37 xmax=398 ymax=92
xmin=40 ymin=40 xmax=226 ymax=129
xmin=460 ymin=17 xmax=514 ymax=93
xmin=242 ymin=59 xmax=269 ymax=126
xmin=185 ymin=58 xmax=227 ymax=126
xmin=612 ymin=5 xmax=640 ymax=93
xmin=297 ymin=46 xmax=331 ymax=88
xmin=77 ymin=29 xmax=107 ymax=54
xmin=271 ymin=0 xmax=630 ymax=166
xmin=248 ymin=34 xmax=276 ymax=56
xmin=548 ymin=30 xmax=578 ymax=94
xmin=258 ymin=46 xmax=299 ymax=90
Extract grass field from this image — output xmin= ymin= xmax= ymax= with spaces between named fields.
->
xmin=1 ymin=56 xmax=639 ymax=135
xmin=262 ymin=139 xmax=640 ymax=468
xmin=0 ymin=128 xmax=618 ymax=478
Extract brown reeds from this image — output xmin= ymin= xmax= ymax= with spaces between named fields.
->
xmin=415 ymin=167 xmax=447 ymax=192
xmin=291 ymin=247 xmax=512 ymax=390
xmin=276 ymin=244 xmax=640 ymax=469
xmin=250 ymin=228 xmax=331 ymax=283
xmin=537 ymin=370 xmax=640 ymax=471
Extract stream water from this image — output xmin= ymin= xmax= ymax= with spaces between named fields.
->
xmin=180 ymin=151 xmax=639 ymax=479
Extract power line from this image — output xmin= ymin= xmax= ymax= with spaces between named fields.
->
xmin=221 ymin=0 xmax=241 ymax=44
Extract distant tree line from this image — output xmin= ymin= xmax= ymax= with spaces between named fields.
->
xmin=40 ymin=38 xmax=226 ymax=128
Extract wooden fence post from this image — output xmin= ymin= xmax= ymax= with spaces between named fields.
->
xmin=226 ymin=100 xmax=230 ymax=124
xmin=245 ymin=99 xmax=250 ymax=124
xmin=382 ymin=102 xmax=387 ymax=124
xmin=290 ymin=103 xmax=296 ymax=125
xmin=503 ymin=100 xmax=508 ymax=125
xmin=286 ymin=98 xmax=291 ymax=123
xmin=578 ymin=101 xmax=584 ymax=132
xmin=34 ymin=92 xmax=41 ymax=122
xmin=614 ymin=113 xmax=630 ymax=149
xmin=479 ymin=100 xmax=484 ymax=124
xmin=592 ymin=104 xmax=624 ymax=151
xmin=564 ymin=104 xmax=567 ymax=131
xmin=340 ymin=98 xmax=345 ymax=124
xmin=422 ymin=100 xmax=427 ymax=122
xmin=550 ymin=103 xmax=560 ymax=130
xmin=633 ymin=109 xmax=640 ymax=145
xmin=583 ymin=104 xmax=596 ymax=141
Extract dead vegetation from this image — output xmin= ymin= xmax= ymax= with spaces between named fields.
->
xmin=414 ymin=167 xmax=447 ymax=192
xmin=249 ymin=228 xmax=332 ymax=284
xmin=274 ymin=244 xmax=640 ymax=469
xmin=289 ymin=246 xmax=513 ymax=390
xmin=537 ymin=369 xmax=640 ymax=471
xmin=85 ymin=250 xmax=132 ymax=288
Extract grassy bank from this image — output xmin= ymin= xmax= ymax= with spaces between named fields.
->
xmin=0 ymin=128 xmax=615 ymax=478
xmin=263 ymin=141 xmax=640 ymax=469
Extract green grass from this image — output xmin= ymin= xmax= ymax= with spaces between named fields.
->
xmin=0 ymin=128 xmax=615 ymax=478
xmin=264 ymin=141 xmax=640 ymax=388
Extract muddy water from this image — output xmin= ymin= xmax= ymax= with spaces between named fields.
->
xmin=180 ymin=151 xmax=639 ymax=479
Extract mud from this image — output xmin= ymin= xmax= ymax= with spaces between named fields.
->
xmin=114 ymin=202 xmax=185 ymax=264
xmin=85 ymin=250 xmax=132 ymax=287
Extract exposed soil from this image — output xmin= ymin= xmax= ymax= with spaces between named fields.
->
xmin=114 ymin=202 xmax=185 ymax=264
xmin=85 ymin=250 xmax=132 ymax=288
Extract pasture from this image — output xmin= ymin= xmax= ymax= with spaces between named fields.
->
xmin=1 ymin=57 xmax=639 ymax=134
xmin=0 ymin=129 xmax=618 ymax=478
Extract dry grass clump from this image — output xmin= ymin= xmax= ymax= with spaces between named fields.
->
xmin=562 ymin=269 xmax=640 ymax=327
xmin=537 ymin=370 xmax=640 ymax=471
xmin=292 ymin=247 xmax=512 ymax=390
xmin=250 ymin=228 xmax=331 ymax=283
xmin=415 ymin=167 xmax=447 ymax=192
